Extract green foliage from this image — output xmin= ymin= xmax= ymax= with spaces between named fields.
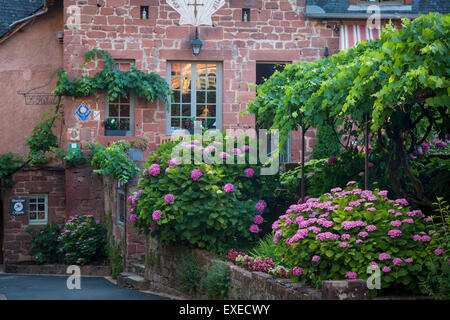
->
xmin=248 ymin=13 xmax=450 ymax=207
xmin=106 ymin=240 xmax=124 ymax=279
xmin=26 ymin=223 xmax=62 ymax=264
xmin=273 ymin=185 xmax=448 ymax=296
xmin=52 ymin=147 xmax=89 ymax=167
xmin=0 ymin=152 xmax=23 ymax=186
xmin=130 ymin=135 xmax=150 ymax=151
xmin=90 ymin=141 xmax=138 ymax=183
xmin=202 ymin=262 xmax=231 ymax=300
xmin=312 ymin=123 xmax=342 ymax=159
xmin=129 ymin=134 xmax=280 ymax=252
xmin=419 ymin=197 xmax=450 ymax=299
xmin=26 ymin=107 xmax=62 ymax=165
xmin=53 ymin=49 xmax=171 ymax=104
xmin=59 ymin=215 xmax=107 ymax=265
xmin=177 ymin=253 xmax=203 ymax=295
xmin=249 ymin=234 xmax=284 ymax=266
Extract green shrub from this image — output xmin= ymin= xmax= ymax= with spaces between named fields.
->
xmin=90 ymin=141 xmax=138 ymax=184
xmin=273 ymin=184 xmax=448 ymax=296
xmin=52 ymin=147 xmax=89 ymax=167
xmin=312 ymin=123 xmax=341 ymax=159
xmin=106 ymin=240 xmax=123 ymax=279
xmin=177 ymin=253 xmax=203 ymax=295
xmin=26 ymin=223 xmax=62 ymax=263
xmin=249 ymin=234 xmax=284 ymax=266
xmin=0 ymin=152 xmax=23 ymax=186
xmin=59 ymin=215 xmax=107 ymax=265
xmin=203 ymin=262 xmax=231 ymax=300
xmin=129 ymin=134 xmax=279 ymax=252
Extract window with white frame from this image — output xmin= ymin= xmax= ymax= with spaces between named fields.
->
xmin=105 ymin=60 xmax=135 ymax=136
xmin=29 ymin=194 xmax=48 ymax=225
xmin=166 ymin=62 xmax=222 ymax=134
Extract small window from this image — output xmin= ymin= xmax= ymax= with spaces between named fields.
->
xmin=29 ymin=194 xmax=48 ymax=225
xmin=140 ymin=6 xmax=149 ymax=19
xmin=242 ymin=8 xmax=250 ymax=22
xmin=117 ymin=188 xmax=126 ymax=226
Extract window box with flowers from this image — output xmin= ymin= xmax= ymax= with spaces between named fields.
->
xmin=103 ymin=118 xmax=130 ymax=136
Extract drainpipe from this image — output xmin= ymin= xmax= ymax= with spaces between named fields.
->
xmin=9 ymin=1 xmax=49 ymax=29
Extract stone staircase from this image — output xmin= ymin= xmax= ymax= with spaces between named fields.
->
xmin=117 ymin=263 xmax=149 ymax=291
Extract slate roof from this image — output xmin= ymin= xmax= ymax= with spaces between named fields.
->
xmin=0 ymin=0 xmax=44 ymax=38
xmin=305 ymin=0 xmax=450 ymax=18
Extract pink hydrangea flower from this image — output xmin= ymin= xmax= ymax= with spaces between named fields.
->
xmin=328 ymin=156 xmax=338 ymax=165
xmin=242 ymin=145 xmax=250 ymax=151
xmin=224 ymin=184 xmax=234 ymax=192
xmin=378 ymin=190 xmax=388 ymax=196
xmin=191 ymin=168 xmax=203 ymax=181
xmin=331 ymin=187 xmax=342 ymax=192
xmin=404 ymin=258 xmax=413 ymax=263
xmin=150 ymin=223 xmax=157 ymax=231
xmin=382 ymin=266 xmax=391 ymax=272
xmin=164 ymin=194 xmax=175 ymax=202
xmin=421 ymin=235 xmax=431 ymax=242
xmin=388 ymin=209 xmax=395 ymax=214
xmin=378 ymin=253 xmax=391 ymax=261
xmin=356 ymin=239 xmax=363 ymax=244
xmin=391 ymin=220 xmax=402 ymax=227
xmin=402 ymin=218 xmax=414 ymax=224
xmin=148 ymin=164 xmax=161 ymax=176
xmin=345 ymin=272 xmax=357 ymax=279
xmin=249 ymin=224 xmax=259 ymax=233
xmin=152 ymin=210 xmax=161 ymax=221
xmin=292 ymin=267 xmax=303 ymax=276
xmin=393 ymin=258 xmax=402 ymax=266
xmin=253 ymin=215 xmax=263 ymax=225
xmin=412 ymin=235 xmax=421 ymax=241
xmin=244 ymin=168 xmax=255 ymax=178
xmin=165 ymin=167 xmax=171 ymax=174
xmin=168 ymin=158 xmax=180 ymax=167
xmin=366 ymin=225 xmax=377 ymax=232
xmin=232 ymin=148 xmax=241 ymax=155
xmin=221 ymin=152 xmax=228 ymax=159
xmin=312 ymin=255 xmax=320 ymax=262
xmin=255 ymin=200 xmax=266 ymax=213
xmin=339 ymin=242 xmax=349 ymax=248
xmin=306 ymin=172 xmax=315 ymax=179
xmin=346 ymin=181 xmax=357 ymax=186
xmin=435 ymin=248 xmax=444 ymax=255
xmin=358 ymin=232 xmax=368 ymax=238
xmin=341 ymin=234 xmax=351 ymax=240
xmin=367 ymin=207 xmax=376 ymax=212
xmin=370 ymin=262 xmax=378 ymax=267
xmin=388 ymin=229 xmax=402 ymax=238
xmin=130 ymin=214 xmax=137 ymax=222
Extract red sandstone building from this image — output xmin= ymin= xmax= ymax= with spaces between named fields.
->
xmin=0 ymin=0 xmax=448 ymax=266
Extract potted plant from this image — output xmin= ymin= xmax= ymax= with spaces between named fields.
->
xmin=129 ymin=135 xmax=149 ymax=161
xmin=104 ymin=118 xmax=130 ymax=136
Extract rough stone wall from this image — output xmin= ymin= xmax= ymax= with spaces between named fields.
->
xmin=1 ymin=167 xmax=66 ymax=264
xmin=62 ymin=0 xmax=342 ymax=162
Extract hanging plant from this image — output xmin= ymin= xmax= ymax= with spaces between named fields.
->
xmin=52 ymin=49 xmax=171 ymax=104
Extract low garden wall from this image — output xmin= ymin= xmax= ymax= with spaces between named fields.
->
xmin=142 ymin=237 xmax=371 ymax=300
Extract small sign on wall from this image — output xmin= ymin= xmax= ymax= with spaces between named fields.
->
xmin=10 ymin=198 xmax=26 ymax=216
xmin=67 ymin=128 xmax=80 ymax=142
xmin=69 ymin=143 xmax=80 ymax=152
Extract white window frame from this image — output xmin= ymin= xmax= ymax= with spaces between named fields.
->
xmin=166 ymin=62 xmax=223 ymax=135
xmin=28 ymin=194 xmax=48 ymax=226
xmin=105 ymin=93 xmax=135 ymax=136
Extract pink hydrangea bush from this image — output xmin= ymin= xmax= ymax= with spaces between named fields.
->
xmin=271 ymin=184 xmax=448 ymax=296
xmin=128 ymin=134 xmax=279 ymax=252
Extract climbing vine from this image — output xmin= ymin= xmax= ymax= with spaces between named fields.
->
xmin=52 ymin=49 xmax=171 ymax=104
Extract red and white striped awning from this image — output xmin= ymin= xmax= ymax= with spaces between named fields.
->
xmin=339 ymin=24 xmax=384 ymax=51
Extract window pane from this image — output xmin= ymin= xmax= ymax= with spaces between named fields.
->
xmin=182 ymin=77 xmax=191 ymax=90
xmin=171 ymin=77 xmax=180 ymax=90
xmin=120 ymin=95 xmax=129 ymax=103
xmin=171 ymin=118 xmax=180 ymax=129
xmin=171 ymin=64 xmax=181 ymax=76
xmin=208 ymin=105 xmax=216 ymax=117
xmin=172 ymin=90 xmax=181 ymax=103
xmin=196 ymin=91 xmax=206 ymax=104
xmin=204 ymin=118 xmax=216 ymax=129
xmin=29 ymin=203 xmax=37 ymax=212
xmin=207 ymin=76 xmax=216 ymax=90
xmin=171 ymin=105 xmax=180 ymax=117
xmin=182 ymin=64 xmax=192 ymax=77
xmin=38 ymin=212 xmax=45 ymax=220
xmin=182 ymin=104 xmax=191 ymax=117
xmin=182 ymin=92 xmax=191 ymax=103
xmin=207 ymin=91 xmax=216 ymax=103
xmin=38 ymin=203 xmax=45 ymax=211
xmin=120 ymin=105 xmax=130 ymax=117
xmin=30 ymin=212 xmax=36 ymax=220
xmin=197 ymin=105 xmax=207 ymax=117
xmin=109 ymin=104 xmax=119 ymax=117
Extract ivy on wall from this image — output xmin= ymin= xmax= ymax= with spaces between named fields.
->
xmin=53 ymin=49 xmax=171 ymax=104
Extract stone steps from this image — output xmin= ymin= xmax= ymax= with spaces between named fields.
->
xmin=117 ymin=272 xmax=149 ymax=291
xmin=130 ymin=263 xmax=146 ymax=277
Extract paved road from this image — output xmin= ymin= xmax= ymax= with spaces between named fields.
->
xmin=0 ymin=274 xmax=169 ymax=300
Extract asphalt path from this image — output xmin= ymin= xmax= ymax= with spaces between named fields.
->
xmin=0 ymin=273 xmax=169 ymax=300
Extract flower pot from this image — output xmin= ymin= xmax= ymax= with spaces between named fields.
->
xmin=105 ymin=129 xmax=127 ymax=136
xmin=129 ymin=148 xmax=143 ymax=161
